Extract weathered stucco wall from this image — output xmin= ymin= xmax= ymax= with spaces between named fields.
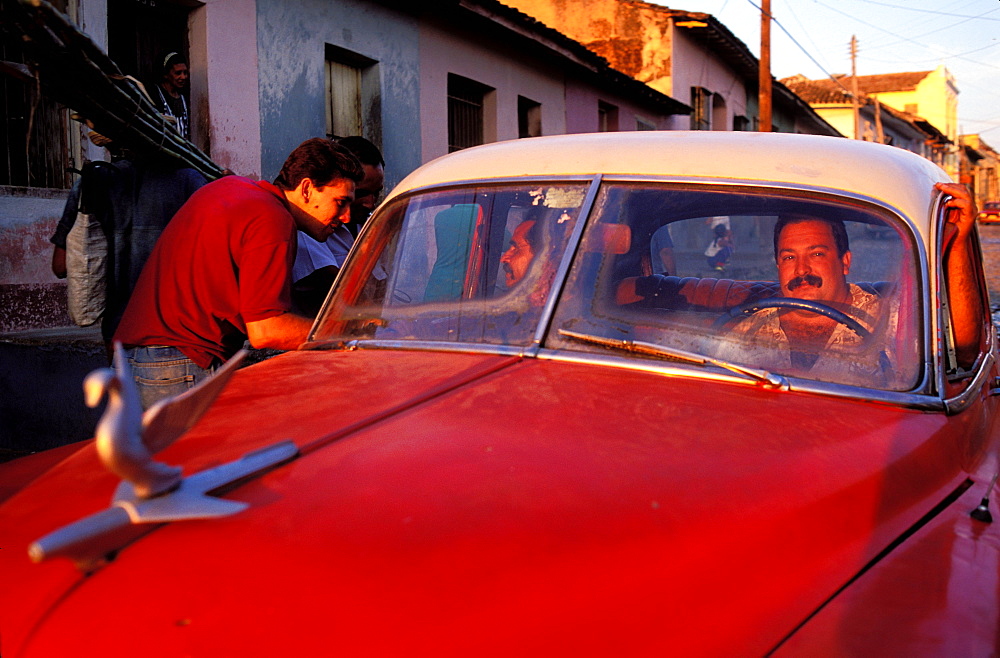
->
xmin=255 ymin=0 xmax=421 ymax=189
xmin=0 ymin=194 xmax=71 ymax=332
xmin=505 ymin=0 xmax=674 ymax=94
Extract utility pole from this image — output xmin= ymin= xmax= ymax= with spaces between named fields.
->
xmin=874 ymin=97 xmax=885 ymax=143
xmin=759 ymin=0 xmax=772 ymax=132
xmin=850 ymin=35 xmax=860 ymax=140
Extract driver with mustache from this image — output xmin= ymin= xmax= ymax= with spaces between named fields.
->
xmin=740 ymin=214 xmax=885 ymax=375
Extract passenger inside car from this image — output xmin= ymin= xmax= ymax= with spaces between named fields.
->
xmin=500 ymin=217 xmax=539 ymax=289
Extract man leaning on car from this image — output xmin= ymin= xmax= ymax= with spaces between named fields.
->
xmin=114 ymin=138 xmax=363 ymax=409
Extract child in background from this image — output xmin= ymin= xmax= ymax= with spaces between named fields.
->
xmin=705 ymin=223 xmax=733 ymax=272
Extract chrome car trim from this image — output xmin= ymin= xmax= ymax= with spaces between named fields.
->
xmin=335 ymin=339 xmax=533 ymax=359
xmin=945 ymin=350 xmax=997 ymax=415
xmin=529 ymin=175 xmax=604 ymax=354
xmin=29 ymin=440 xmax=299 ymax=569
xmin=533 ymin=348 xmax=946 ymax=411
xmin=315 ymin=337 xmax=944 ymax=409
xmin=383 ymin=174 xmax=602 ymax=201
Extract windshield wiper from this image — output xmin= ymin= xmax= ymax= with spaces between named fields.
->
xmin=558 ymin=329 xmax=788 ymax=389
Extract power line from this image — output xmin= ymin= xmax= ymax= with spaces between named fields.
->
xmin=849 ymin=0 xmax=1000 ymax=21
xmin=810 ymin=0 xmax=999 ymax=54
xmin=864 ymin=41 xmax=1000 ymax=70
xmin=743 ymin=0 xmax=855 ymax=97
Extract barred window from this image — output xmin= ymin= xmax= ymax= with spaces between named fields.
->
xmin=448 ymin=74 xmax=492 ymax=152
xmin=690 ymin=87 xmax=711 ymax=131
xmin=1 ymin=7 xmax=71 ymax=189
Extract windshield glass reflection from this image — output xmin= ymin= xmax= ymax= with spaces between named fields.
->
xmin=547 ymin=184 xmax=921 ymax=391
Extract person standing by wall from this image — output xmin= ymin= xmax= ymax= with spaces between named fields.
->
xmin=50 ymin=136 xmax=207 ymax=357
xmin=153 ymin=52 xmax=191 ymax=140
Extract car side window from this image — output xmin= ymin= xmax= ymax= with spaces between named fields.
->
xmin=938 ymin=197 xmax=991 ymax=383
xmin=312 ymin=184 xmax=585 ymax=347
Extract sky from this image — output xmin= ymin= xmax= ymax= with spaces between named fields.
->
xmin=659 ymin=0 xmax=1000 ymax=140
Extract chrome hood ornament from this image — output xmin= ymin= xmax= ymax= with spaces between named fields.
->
xmin=86 ymin=344 xmax=183 ymax=498
xmin=29 ymin=344 xmax=298 ymax=570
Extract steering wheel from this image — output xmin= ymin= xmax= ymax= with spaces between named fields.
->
xmin=711 ymin=297 xmax=871 ymax=339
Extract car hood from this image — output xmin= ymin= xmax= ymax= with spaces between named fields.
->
xmin=0 ymin=349 xmax=967 ymax=656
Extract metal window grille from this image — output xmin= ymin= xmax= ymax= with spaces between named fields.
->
xmin=690 ymin=87 xmax=711 ymax=131
xmin=1 ymin=36 xmax=71 ymax=188
xmin=448 ymin=74 xmax=487 ymax=152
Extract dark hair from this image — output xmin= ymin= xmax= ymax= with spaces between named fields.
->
xmin=773 ymin=214 xmax=849 ymax=259
xmin=273 ymin=138 xmax=364 ymax=191
xmin=336 ymin=136 xmax=385 ymax=167
xmin=161 ymin=52 xmax=187 ymax=77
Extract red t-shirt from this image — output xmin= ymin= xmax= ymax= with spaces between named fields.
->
xmin=115 ymin=177 xmax=296 ymax=368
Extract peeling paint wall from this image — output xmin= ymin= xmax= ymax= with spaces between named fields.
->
xmin=0 ymin=194 xmax=72 ymax=332
xmin=505 ymin=0 xmax=674 ymax=94
xmin=506 ymin=0 xmax=751 ymax=130
xmin=255 ymin=0 xmax=421 ymax=189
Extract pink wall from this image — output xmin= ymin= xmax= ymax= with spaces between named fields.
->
xmin=191 ymin=0 xmax=262 ymax=178
xmin=418 ymin=22 xmax=569 ymax=162
xmin=671 ymin=30 xmax=748 ymax=131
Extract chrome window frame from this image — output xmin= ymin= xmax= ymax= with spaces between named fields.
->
xmin=305 ymin=173 xmax=942 ymax=408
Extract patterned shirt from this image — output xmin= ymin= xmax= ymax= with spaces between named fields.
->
xmin=722 ymin=283 xmax=899 ymax=388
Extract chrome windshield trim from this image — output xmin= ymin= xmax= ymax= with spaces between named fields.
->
xmin=528 ymin=175 xmax=604 ymax=355
xmin=533 ymin=348 xmax=946 ymax=411
xmin=306 ymin=338 xmax=945 ymax=410
xmin=305 ymin=339 xmax=534 ymax=358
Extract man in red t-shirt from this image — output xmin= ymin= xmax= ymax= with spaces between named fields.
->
xmin=115 ymin=138 xmax=362 ymax=408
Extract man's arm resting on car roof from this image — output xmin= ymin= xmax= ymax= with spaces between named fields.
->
xmin=246 ymin=312 xmax=314 ymax=351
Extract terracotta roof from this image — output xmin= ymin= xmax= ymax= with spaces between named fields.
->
xmin=833 ymin=71 xmax=933 ymax=94
xmin=781 ymin=76 xmax=854 ymax=104
xmin=781 ymin=71 xmax=936 ymax=103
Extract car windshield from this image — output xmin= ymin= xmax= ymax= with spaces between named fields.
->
xmin=312 ymin=183 xmax=586 ymax=347
xmin=548 ymin=184 xmax=921 ymax=391
xmin=312 ymin=181 xmax=921 ymax=391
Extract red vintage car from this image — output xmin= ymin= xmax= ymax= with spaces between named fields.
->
xmin=1 ymin=132 xmax=999 ymax=656
xmin=979 ymin=201 xmax=1000 ymax=224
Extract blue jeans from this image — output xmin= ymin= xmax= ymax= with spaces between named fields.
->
xmin=125 ymin=345 xmax=214 ymax=410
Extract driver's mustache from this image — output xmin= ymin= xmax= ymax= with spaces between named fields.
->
xmin=787 ymin=274 xmax=823 ymax=291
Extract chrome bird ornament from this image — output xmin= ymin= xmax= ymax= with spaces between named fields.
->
xmin=86 ymin=344 xmax=183 ymax=498
xmin=29 ymin=344 xmax=298 ymax=569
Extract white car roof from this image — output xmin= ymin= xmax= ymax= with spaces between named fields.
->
xmin=393 ymin=132 xmax=950 ymax=239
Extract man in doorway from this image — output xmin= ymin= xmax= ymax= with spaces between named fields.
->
xmin=115 ymin=138 xmax=363 ymax=408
